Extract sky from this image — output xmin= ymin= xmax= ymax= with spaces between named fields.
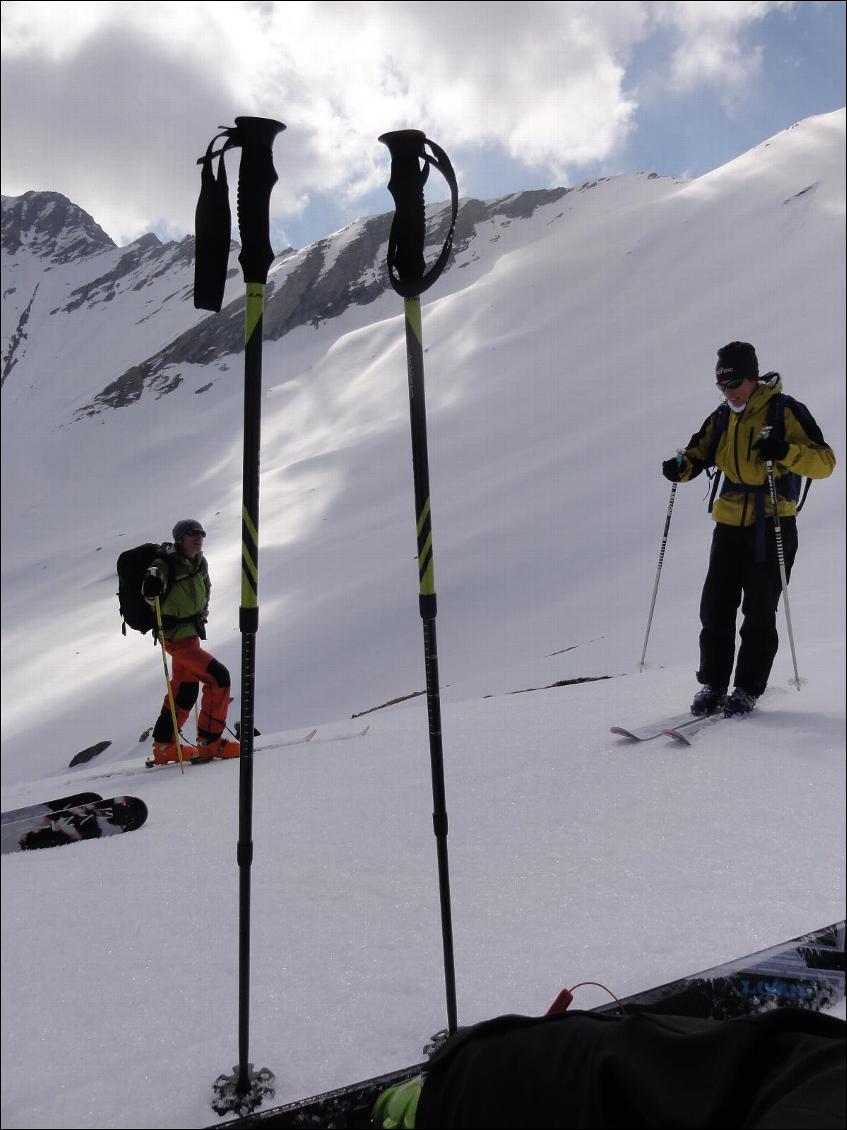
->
xmin=1 ymin=1 xmax=845 ymax=252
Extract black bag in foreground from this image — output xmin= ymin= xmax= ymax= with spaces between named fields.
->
xmin=417 ymin=1007 xmax=846 ymax=1130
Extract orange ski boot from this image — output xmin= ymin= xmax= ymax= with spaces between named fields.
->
xmin=195 ymin=735 xmax=240 ymax=761
xmin=150 ymin=741 xmax=197 ymax=766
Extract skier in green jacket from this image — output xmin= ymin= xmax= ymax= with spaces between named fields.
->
xmin=141 ymin=519 xmax=239 ymax=763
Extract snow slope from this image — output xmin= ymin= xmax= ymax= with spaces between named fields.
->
xmin=1 ymin=109 xmax=845 ymax=1128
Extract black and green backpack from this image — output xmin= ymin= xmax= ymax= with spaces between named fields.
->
xmin=116 ymin=543 xmax=169 ymax=635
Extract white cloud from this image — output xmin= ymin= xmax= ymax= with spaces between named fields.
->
xmin=0 ymin=1 xmax=796 ymax=244
xmin=651 ymin=1 xmax=794 ymax=91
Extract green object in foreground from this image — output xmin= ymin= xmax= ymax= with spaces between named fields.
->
xmin=371 ymin=1075 xmax=423 ymax=1129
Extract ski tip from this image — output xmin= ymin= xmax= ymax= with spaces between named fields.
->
xmin=610 ymin=727 xmax=640 ymax=741
xmin=108 ymin=795 xmax=148 ymax=831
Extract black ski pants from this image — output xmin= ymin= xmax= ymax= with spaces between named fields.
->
xmin=697 ymin=517 xmax=797 ymax=698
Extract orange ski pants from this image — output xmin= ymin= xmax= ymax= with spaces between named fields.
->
xmin=152 ymin=637 xmax=231 ymax=743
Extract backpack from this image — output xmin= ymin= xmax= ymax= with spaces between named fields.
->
xmin=116 ymin=543 xmax=169 ymax=636
xmin=705 ymin=388 xmax=812 ymax=514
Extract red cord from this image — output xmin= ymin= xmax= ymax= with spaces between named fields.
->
xmin=546 ymin=981 xmax=624 ymax=1015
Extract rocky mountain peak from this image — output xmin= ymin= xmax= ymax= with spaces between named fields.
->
xmin=2 ymin=190 xmax=116 ymax=265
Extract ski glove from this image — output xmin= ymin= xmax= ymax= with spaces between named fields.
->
xmin=662 ymin=456 xmax=683 ymax=482
xmin=753 ymin=434 xmax=789 ymax=462
xmin=141 ymin=574 xmax=164 ymax=598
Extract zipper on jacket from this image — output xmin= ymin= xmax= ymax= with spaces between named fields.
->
xmin=733 ymin=421 xmax=749 ymax=526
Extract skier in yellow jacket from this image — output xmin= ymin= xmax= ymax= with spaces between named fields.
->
xmin=662 ymin=342 xmax=835 ymax=718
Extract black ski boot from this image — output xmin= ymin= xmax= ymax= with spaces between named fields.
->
xmin=690 ymin=685 xmax=725 ymax=716
xmin=724 ymin=688 xmax=758 ymax=718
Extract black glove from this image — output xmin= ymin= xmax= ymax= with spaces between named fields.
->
xmin=753 ymin=434 xmax=789 ymax=462
xmin=662 ymin=456 xmax=683 ymax=482
xmin=141 ymin=574 xmax=164 ymax=598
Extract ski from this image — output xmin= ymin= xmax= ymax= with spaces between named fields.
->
xmin=257 ymin=725 xmax=369 ymax=753
xmin=209 ymin=920 xmax=845 ymax=1129
xmin=208 ymin=1060 xmax=427 ymax=1130
xmin=663 ymin=714 xmax=725 ymax=744
xmin=77 ymin=726 xmax=368 ymax=783
xmin=610 ymin=713 xmax=697 ymax=742
xmin=592 ymin=919 xmax=845 ymax=1019
xmin=1 ymin=791 xmax=103 ymax=826
xmin=142 ymin=728 xmax=323 ymax=768
xmin=260 ymin=727 xmax=318 ymax=750
xmin=1 ymin=795 xmax=148 ymax=854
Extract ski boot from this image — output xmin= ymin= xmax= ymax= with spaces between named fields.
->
xmin=149 ymin=741 xmax=196 ymax=766
xmin=723 ymin=688 xmax=758 ymax=718
xmin=193 ymin=735 xmax=240 ymax=762
xmin=690 ymin=685 xmax=726 ymax=716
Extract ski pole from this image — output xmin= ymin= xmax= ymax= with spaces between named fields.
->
xmin=379 ymin=128 xmax=460 ymax=1036
xmin=761 ymin=427 xmax=805 ymax=689
xmin=153 ymin=596 xmax=185 ymax=774
xmin=195 ymin=115 xmax=285 ymax=1117
xmin=639 ymin=455 xmax=682 ymax=672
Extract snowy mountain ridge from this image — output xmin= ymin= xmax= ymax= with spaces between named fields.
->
xmin=2 ymin=181 xmax=592 ymax=414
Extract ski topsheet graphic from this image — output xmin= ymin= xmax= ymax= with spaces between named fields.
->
xmin=1 ymin=792 xmax=103 ymax=825
xmin=591 ymin=919 xmax=845 ymax=1019
xmin=1 ymin=796 xmax=148 ymax=853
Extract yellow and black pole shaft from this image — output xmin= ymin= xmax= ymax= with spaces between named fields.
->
xmin=761 ymin=427 xmax=805 ymax=690
xmin=234 ymin=116 xmax=285 ymax=1102
xmin=379 ymin=129 xmax=460 ymax=1036
xmin=153 ymin=596 xmax=185 ymax=774
xmin=196 ymin=115 xmax=284 ymax=1115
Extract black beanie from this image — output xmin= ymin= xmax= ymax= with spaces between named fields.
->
xmin=716 ymin=342 xmax=759 ymax=382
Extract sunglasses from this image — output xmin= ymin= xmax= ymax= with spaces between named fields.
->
xmin=716 ymin=377 xmax=745 ymax=392
xmin=186 ymin=530 xmax=206 ymax=537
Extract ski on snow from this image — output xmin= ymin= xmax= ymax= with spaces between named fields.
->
xmin=611 ymin=712 xmax=724 ymax=744
xmin=1 ymin=795 xmax=148 ymax=854
xmin=208 ymin=920 xmax=845 ymax=1130
xmin=662 ymin=714 xmax=725 ymax=744
xmin=59 ymin=725 xmax=371 ymax=781
xmin=611 ymin=712 xmax=699 ymax=742
xmin=141 ymin=726 xmax=370 ymax=769
xmin=256 ymin=725 xmax=369 ymax=754
xmin=1 ymin=791 xmax=103 ymax=825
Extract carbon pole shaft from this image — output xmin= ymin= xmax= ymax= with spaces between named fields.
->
xmin=197 ymin=115 xmax=284 ymax=1116
xmin=639 ymin=481 xmax=677 ymax=671
xmin=764 ymin=458 xmax=804 ymax=689
xmin=378 ymin=128 xmax=460 ymax=1036
xmin=232 ymin=117 xmax=285 ymax=1096
xmin=403 ymin=295 xmax=458 ymax=1035
xmin=153 ymin=596 xmax=186 ymax=773
xmin=237 ymin=282 xmax=264 ymax=1088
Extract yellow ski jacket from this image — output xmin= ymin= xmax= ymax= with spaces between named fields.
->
xmin=677 ymin=375 xmax=835 ymax=527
